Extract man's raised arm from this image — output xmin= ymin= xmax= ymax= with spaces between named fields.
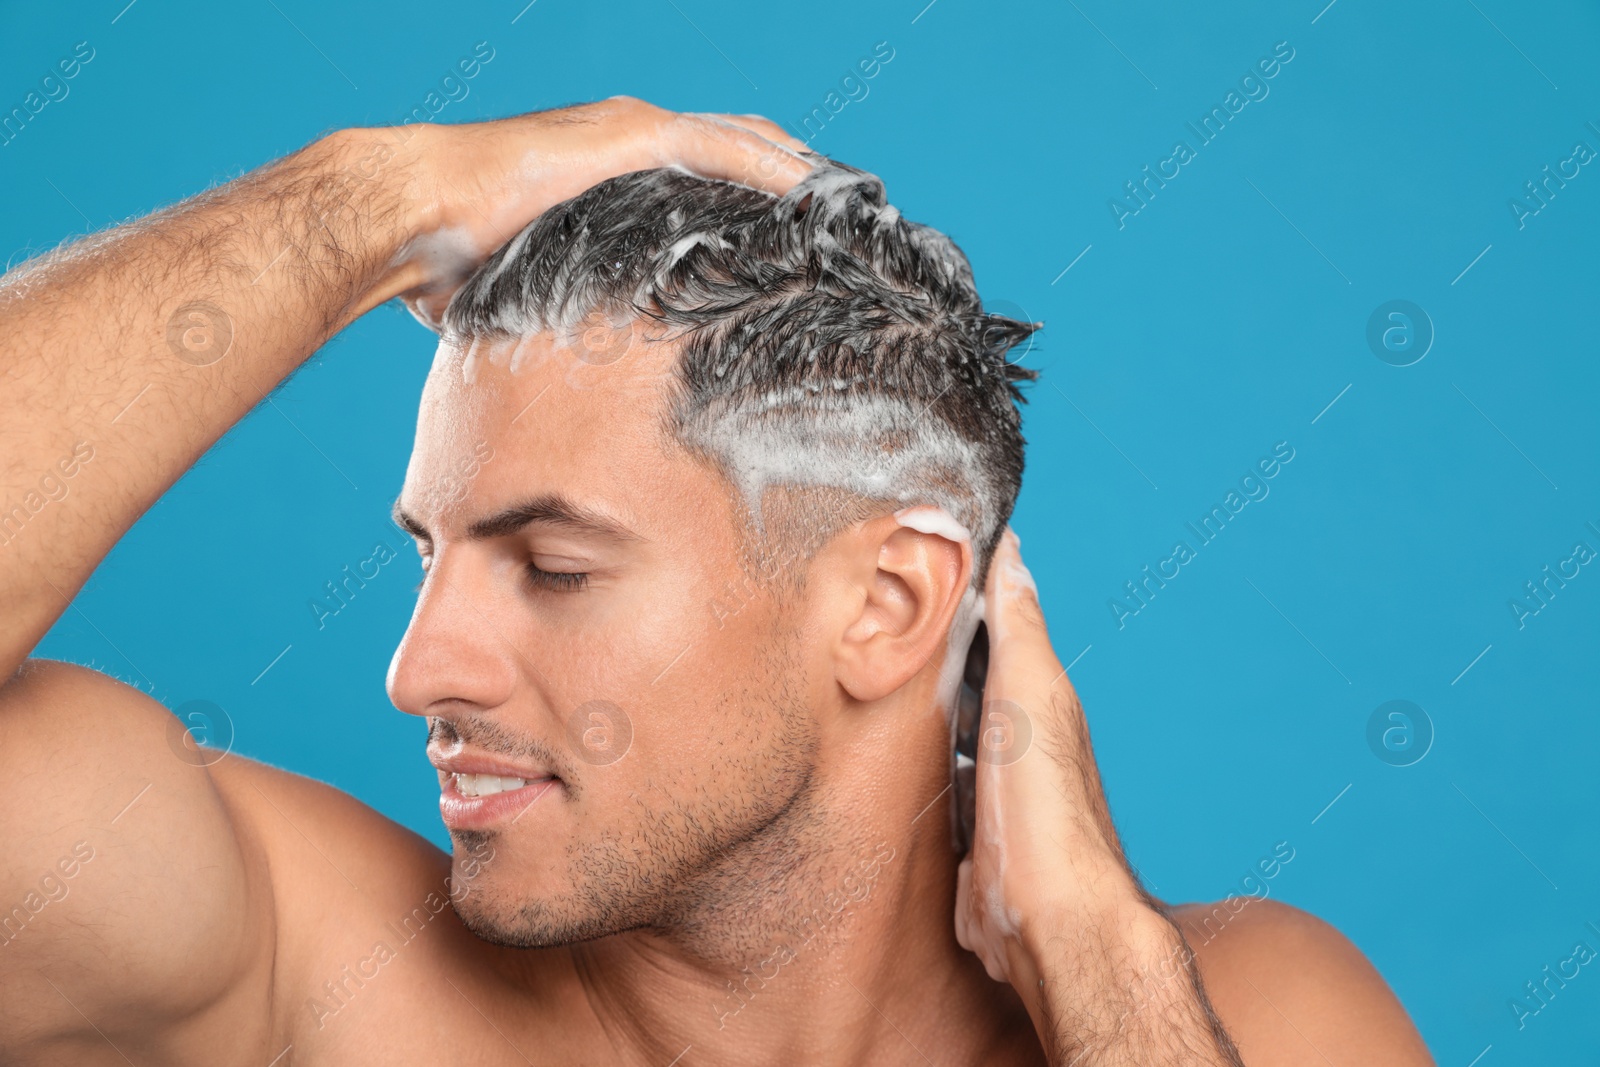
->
xmin=0 ymin=101 xmax=807 ymax=1062
xmin=0 ymin=98 xmax=809 ymax=679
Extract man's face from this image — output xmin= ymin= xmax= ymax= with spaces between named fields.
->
xmin=388 ymin=326 xmax=826 ymax=946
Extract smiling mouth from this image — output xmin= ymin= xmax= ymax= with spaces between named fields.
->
xmin=438 ymin=771 xmax=563 ymax=831
xmin=450 ymin=772 xmax=554 ymax=798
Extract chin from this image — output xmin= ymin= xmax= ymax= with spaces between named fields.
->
xmin=449 ymin=893 xmax=552 ymax=949
xmin=449 ymin=883 xmax=639 ymax=950
xmin=445 ymin=836 xmax=633 ymax=950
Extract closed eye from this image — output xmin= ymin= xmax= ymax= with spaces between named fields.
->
xmin=526 ymin=564 xmax=588 ymax=593
xmin=410 ymin=559 xmax=587 ymax=594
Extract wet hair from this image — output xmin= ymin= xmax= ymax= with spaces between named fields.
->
xmin=441 ymin=159 xmax=1037 ymax=584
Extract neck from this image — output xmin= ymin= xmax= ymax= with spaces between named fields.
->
xmin=566 ymin=694 xmax=1040 ymax=1067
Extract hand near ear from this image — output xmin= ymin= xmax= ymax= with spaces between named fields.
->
xmin=953 ymin=530 xmax=1245 ymax=1066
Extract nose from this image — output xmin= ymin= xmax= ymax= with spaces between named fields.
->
xmin=387 ymin=546 xmax=519 ymax=721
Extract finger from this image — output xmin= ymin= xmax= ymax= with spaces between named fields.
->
xmin=665 ymin=113 xmax=814 ymax=195
xmin=679 ymin=112 xmax=814 ymax=181
xmin=698 ymin=112 xmax=810 ymax=154
xmin=982 ymin=528 xmax=1067 ymax=703
xmin=953 ymin=856 xmax=975 ymax=951
xmin=400 ymin=292 xmax=446 ymax=335
xmin=980 ymin=534 xmax=1111 ymax=845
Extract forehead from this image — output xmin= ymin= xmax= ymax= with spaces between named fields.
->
xmin=403 ymin=325 xmax=724 ymax=534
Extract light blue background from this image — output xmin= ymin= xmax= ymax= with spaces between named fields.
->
xmin=5 ymin=0 xmax=1597 ymax=1059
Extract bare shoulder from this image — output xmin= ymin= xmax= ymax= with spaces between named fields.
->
xmin=0 ymin=659 xmax=464 ymax=1063
xmin=198 ymin=717 xmax=468 ymax=1010
xmin=1171 ymin=898 xmax=1435 ymax=1066
xmin=207 ymin=725 xmax=584 ymax=1058
xmin=208 ymin=739 xmax=450 ymax=905
xmin=0 ymin=659 xmax=274 ymax=1057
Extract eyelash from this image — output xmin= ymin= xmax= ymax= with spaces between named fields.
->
xmin=411 ymin=560 xmax=589 ymax=593
xmin=525 ymin=564 xmax=589 ymax=593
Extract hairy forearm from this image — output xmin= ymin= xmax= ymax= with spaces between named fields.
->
xmin=1024 ymin=899 xmax=1243 ymax=1066
xmin=0 ymin=128 xmax=426 ymax=674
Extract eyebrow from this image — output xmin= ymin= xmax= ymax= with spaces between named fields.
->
xmin=392 ymin=494 xmax=640 ymax=544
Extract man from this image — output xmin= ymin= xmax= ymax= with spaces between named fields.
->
xmin=0 ymin=99 xmax=1432 ymax=1064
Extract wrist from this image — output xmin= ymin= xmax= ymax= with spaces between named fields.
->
xmin=296 ymin=125 xmax=439 ymax=317
xmin=1012 ymin=851 xmax=1150 ymax=949
xmin=1019 ymin=901 xmax=1239 ymax=1066
xmin=1017 ymin=893 xmax=1171 ymax=983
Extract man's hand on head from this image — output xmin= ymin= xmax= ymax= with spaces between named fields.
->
xmin=361 ymin=98 xmax=814 ymax=328
xmin=0 ymin=95 xmax=811 ymax=1067
xmin=956 ymin=531 xmax=1434 ymax=1066
xmin=0 ymin=97 xmax=808 ymax=680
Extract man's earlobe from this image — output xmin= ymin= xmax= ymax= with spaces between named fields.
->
xmin=836 ymin=520 xmax=971 ymax=703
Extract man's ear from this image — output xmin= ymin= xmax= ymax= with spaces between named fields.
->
xmin=835 ymin=515 xmax=973 ymax=703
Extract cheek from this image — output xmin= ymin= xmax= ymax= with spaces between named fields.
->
xmin=635 ymin=597 xmax=789 ymax=770
xmin=518 ymin=562 xmax=731 ymax=771
xmin=543 ymin=568 xmax=711 ymax=687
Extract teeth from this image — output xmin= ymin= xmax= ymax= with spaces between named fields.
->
xmin=453 ymin=773 xmax=528 ymax=798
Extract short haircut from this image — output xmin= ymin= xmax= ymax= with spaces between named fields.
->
xmin=441 ymin=158 xmax=1037 ymax=585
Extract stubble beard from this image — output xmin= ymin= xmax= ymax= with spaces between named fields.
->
xmin=448 ymin=630 xmax=837 ymax=962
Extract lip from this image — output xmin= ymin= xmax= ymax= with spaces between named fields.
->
xmin=430 ymin=752 xmax=564 ymax=832
xmin=438 ymin=772 xmax=562 ymax=831
xmin=430 ymin=751 xmax=555 ymax=779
